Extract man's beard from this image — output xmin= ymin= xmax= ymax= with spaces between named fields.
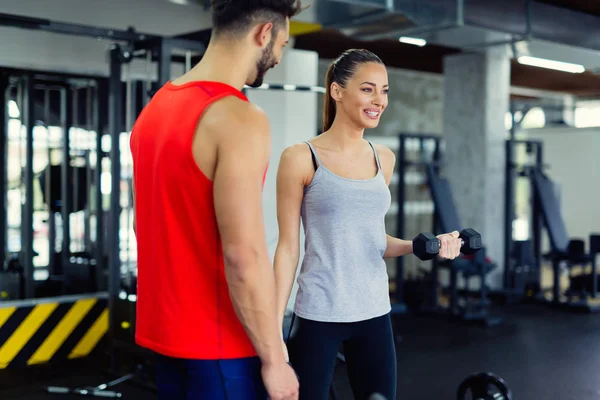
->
xmin=248 ymin=38 xmax=276 ymax=88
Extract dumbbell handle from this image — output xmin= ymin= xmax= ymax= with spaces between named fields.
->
xmin=432 ymin=237 xmax=471 ymax=257
xmin=436 ymin=238 xmax=465 ymax=248
xmin=47 ymin=387 xmax=122 ymax=398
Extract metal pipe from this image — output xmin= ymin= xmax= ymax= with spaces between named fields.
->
xmin=125 ymin=68 xmax=133 ymax=133
xmin=185 ymin=51 xmax=192 ymax=73
xmin=108 ymin=45 xmax=123 ymax=337
xmin=43 ymin=88 xmax=56 ymax=277
xmin=94 ymin=84 xmax=106 ymax=292
xmin=0 ymin=12 xmax=155 ymax=42
xmin=22 ymin=74 xmax=35 ymax=298
xmin=429 ymin=138 xmax=439 ymax=309
xmin=61 ymin=86 xmax=73 ymax=293
xmin=145 ymin=50 xmax=152 ymax=103
xmin=72 ymin=88 xmax=80 ymax=253
xmin=85 ymin=86 xmax=92 ymax=255
xmin=503 ymin=140 xmax=514 ymax=295
xmin=395 ymin=134 xmax=406 ymax=309
xmin=158 ymin=38 xmax=173 ymax=87
xmin=533 ymin=142 xmax=543 ymax=276
xmin=0 ymin=73 xmax=8 ymax=268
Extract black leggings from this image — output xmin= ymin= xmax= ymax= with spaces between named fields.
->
xmin=286 ymin=313 xmax=397 ymax=400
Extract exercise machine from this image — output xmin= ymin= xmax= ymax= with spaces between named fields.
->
xmin=392 ymin=133 xmax=443 ymax=313
xmin=531 ymin=168 xmax=600 ymax=309
xmin=396 ymin=133 xmax=501 ymax=326
xmin=503 ymin=139 xmax=544 ymax=302
xmin=0 ymin=70 xmax=107 ymax=301
xmin=424 ymin=164 xmax=501 ymax=326
xmin=504 ymin=139 xmax=600 ymax=310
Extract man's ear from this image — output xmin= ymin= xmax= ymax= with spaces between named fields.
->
xmin=254 ymin=22 xmax=274 ymax=48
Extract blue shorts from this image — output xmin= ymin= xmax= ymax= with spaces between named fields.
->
xmin=155 ymin=354 xmax=267 ymax=400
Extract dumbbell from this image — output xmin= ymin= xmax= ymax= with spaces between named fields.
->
xmin=413 ymin=228 xmax=482 ymax=261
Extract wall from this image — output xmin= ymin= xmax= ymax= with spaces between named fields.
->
xmin=519 ymin=126 xmax=600 ymax=250
xmin=316 ymin=60 xmax=445 ymax=136
xmin=0 ymin=0 xmax=211 ymax=78
xmin=246 ymin=49 xmax=320 ymax=313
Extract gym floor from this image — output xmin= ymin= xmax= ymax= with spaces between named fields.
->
xmin=2 ymin=304 xmax=600 ymax=400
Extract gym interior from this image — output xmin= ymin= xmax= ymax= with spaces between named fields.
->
xmin=0 ymin=0 xmax=599 ymax=399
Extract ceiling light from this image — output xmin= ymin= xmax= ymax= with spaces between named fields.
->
xmin=8 ymin=100 xmax=19 ymax=119
xmin=399 ymin=37 xmax=426 ymax=47
xmin=517 ymin=56 xmax=585 ymax=74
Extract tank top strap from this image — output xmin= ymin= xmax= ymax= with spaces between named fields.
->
xmin=305 ymin=140 xmax=322 ymax=169
xmin=367 ymin=141 xmax=382 ymax=171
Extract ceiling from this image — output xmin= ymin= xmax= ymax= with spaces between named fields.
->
xmin=4 ymin=0 xmax=599 ymax=100
xmin=178 ymin=0 xmax=600 ymax=99
xmin=292 ymin=29 xmax=600 ymax=97
xmin=538 ymin=0 xmax=600 ymax=16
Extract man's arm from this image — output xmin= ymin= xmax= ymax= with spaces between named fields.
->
xmin=210 ymin=101 xmax=285 ymax=367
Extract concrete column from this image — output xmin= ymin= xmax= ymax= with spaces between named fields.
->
xmin=246 ymin=48 xmax=319 ymax=312
xmin=443 ymin=47 xmax=510 ymax=289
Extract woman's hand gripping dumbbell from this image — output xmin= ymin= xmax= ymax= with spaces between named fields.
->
xmin=412 ymin=228 xmax=482 ymax=261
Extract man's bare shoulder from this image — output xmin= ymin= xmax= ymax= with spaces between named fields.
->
xmin=201 ymin=96 xmax=270 ymax=138
xmin=191 ymin=96 xmax=271 ymax=179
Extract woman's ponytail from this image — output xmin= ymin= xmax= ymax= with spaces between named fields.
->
xmin=322 ymin=63 xmax=337 ymax=133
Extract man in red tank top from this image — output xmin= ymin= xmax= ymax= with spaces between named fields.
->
xmin=129 ymin=1 xmax=305 ymax=399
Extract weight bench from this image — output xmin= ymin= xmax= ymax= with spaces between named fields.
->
xmin=530 ymin=169 xmax=600 ymax=310
xmin=425 ymin=165 xmax=502 ymax=326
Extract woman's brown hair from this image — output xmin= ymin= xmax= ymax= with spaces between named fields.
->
xmin=322 ymin=49 xmax=384 ymax=132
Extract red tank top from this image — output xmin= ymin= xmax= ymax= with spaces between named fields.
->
xmin=130 ymin=81 xmax=265 ymax=360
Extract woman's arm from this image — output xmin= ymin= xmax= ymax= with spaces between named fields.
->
xmin=274 ymin=144 xmax=311 ymax=333
xmin=375 ymin=144 xmax=415 ymax=258
xmin=384 ymin=236 xmax=412 ymax=258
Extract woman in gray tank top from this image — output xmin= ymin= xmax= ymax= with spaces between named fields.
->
xmin=273 ymin=49 xmax=462 ymax=400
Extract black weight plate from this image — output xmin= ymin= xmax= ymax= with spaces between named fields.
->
xmin=457 ymin=372 xmax=512 ymax=400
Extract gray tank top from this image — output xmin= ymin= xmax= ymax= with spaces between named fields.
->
xmin=294 ymin=140 xmax=392 ymax=323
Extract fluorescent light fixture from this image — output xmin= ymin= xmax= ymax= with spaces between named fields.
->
xmin=8 ymin=100 xmax=19 ymax=118
xmin=517 ymin=56 xmax=585 ymax=73
xmin=399 ymin=37 xmax=426 ymax=47
xmin=243 ymin=84 xmax=269 ymax=90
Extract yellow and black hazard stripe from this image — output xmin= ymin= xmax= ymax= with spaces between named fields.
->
xmin=0 ymin=294 xmax=108 ymax=369
xmin=289 ymin=21 xmax=322 ymax=36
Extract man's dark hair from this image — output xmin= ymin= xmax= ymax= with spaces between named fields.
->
xmin=211 ymin=0 xmax=304 ymax=37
